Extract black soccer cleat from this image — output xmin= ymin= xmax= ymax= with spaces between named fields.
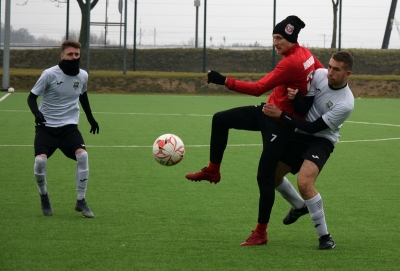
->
xmin=40 ymin=193 xmax=53 ymax=216
xmin=318 ymin=234 xmax=336 ymax=250
xmin=75 ymin=198 xmax=94 ymax=218
xmin=283 ymin=205 xmax=309 ymax=225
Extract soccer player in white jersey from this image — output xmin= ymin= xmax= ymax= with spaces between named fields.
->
xmin=27 ymin=40 xmax=99 ymax=218
xmin=263 ymin=51 xmax=354 ymax=249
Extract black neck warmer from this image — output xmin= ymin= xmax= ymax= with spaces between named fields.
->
xmin=58 ymin=58 xmax=80 ymax=76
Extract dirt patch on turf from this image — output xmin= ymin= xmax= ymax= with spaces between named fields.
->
xmin=348 ymin=78 xmax=400 ymax=98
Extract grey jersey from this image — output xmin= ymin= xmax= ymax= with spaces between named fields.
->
xmin=31 ymin=65 xmax=88 ymax=128
xmin=296 ymin=68 xmax=354 ymax=145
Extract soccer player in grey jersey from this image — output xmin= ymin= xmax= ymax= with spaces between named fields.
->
xmin=27 ymin=40 xmax=99 ymax=218
xmin=263 ymin=51 xmax=354 ymax=250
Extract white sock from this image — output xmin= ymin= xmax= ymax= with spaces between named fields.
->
xmin=76 ymin=152 xmax=89 ymax=200
xmin=34 ymin=156 xmax=48 ymax=195
xmin=275 ymin=177 xmax=305 ymax=209
xmin=304 ymin=193 xmax=329 ymax=238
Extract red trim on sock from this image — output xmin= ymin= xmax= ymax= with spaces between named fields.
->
xmin=207 ymin=162 xmax=220 ymax=173
xmin=255 ymin=223 xmax=268 ymax=235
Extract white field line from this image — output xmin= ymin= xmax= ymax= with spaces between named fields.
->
xmin=345 ymin=121 xmax=400 ymax=127
xmin=2 ymin=110 xmax=400 ymax=126
xmin=0 ymin=93 xmax=12 ymax=102
xmin=0 ymin=110 xmax=214 ymax=117
xmin=1 ymin=111 xmax=400 ymax=147
xmin=2 ymin=138 xmax=400 ymax=148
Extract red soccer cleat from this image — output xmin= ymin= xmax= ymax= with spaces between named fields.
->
xmin=185 ymin=167 xmax=221 ymax=184
xmin=240 ymin=231 xmax=268 ymax=246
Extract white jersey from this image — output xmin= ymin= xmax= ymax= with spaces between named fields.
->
xmin=296 ymin=68 xmax=354 ymax=145
xmin=31 ymin=65 xmax=88 ymax=128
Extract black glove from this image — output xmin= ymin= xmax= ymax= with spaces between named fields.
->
xmin=207 ymin=70 xmax=226 ymax=85
xmin=88 ymin=117 xmax=99 ymax=134
xmin=35 ymin=112 xmax=46 ymax=125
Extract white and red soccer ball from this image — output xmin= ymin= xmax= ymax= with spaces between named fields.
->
xmin=152 ymin=133 xmax=185 ymax=166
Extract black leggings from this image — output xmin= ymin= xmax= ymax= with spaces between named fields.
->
xmin=210 ymin=104 xmax=294 ymax=223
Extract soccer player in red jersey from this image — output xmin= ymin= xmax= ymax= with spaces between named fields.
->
xmin=185 ymin=16 xmax=324 ymax=246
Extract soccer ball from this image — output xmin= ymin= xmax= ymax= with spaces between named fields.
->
xmin=8 ymin=87 xmax=14 ymax=93
xmin=152 ymin=133 xmax=185 ymax=166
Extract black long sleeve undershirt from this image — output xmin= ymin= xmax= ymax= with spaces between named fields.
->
xmin=292 ymin=91 xmax=315 ymax=115
xmin=280 ymin=112 xmax=329 ymax=134
xmin=281 ymin=90 xmax=328 ymax=134
xmin=79 ymin=91 xmax=95 ymax=122
xmin=27 ymin=92 xmax=40 ymax=116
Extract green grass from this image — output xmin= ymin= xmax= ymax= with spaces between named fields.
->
xmin=1 ymin=92 xmax=400 ymax=271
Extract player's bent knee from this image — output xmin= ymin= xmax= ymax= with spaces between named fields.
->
xmin=34 ymin=156 xmax=47 ymax=172
xmin=76 ymin=151 xmax=88 ymax=163
xmin=297 ymin=182 xmax=307 ymax=194
xmin=212 ymin=111 xmax=228 ymax=125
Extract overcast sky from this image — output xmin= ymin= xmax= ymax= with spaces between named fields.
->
xmin=7 ymin=0 xmax=400 ymax=49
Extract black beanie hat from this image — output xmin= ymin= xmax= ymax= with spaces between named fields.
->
xmin=273 ymin=15 xmax=305 ymax=43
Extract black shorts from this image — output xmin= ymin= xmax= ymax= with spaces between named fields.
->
xmin=34 ymin=124 xmax=86 ymax=160
xmin=280 ymin=133 xmax=334 ymax=175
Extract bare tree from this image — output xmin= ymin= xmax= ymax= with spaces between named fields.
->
xmin=62 ymin=29 xmax=80 ymax=42
xmin=1 ymin=26 xmax=37 ymax=43
xmin=17 ymin=0 xmax=100 ymax=48
xmin=76 ymin=0 xmax=100 ymax=47
xmin=330 ymin=0 xmax=340 ymax=49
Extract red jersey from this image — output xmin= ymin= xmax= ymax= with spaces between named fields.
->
xmin=225 ymin=43 xmax=324 ymax=119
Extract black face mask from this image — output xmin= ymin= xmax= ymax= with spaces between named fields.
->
xmin=58 ymin=58 xmax=80 ymax=76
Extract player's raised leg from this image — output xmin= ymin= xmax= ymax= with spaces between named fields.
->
xmin=185 ymin=110 xmax=228 ymax=184
xmin=186 ymin=106 xmax=260 ymax=184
